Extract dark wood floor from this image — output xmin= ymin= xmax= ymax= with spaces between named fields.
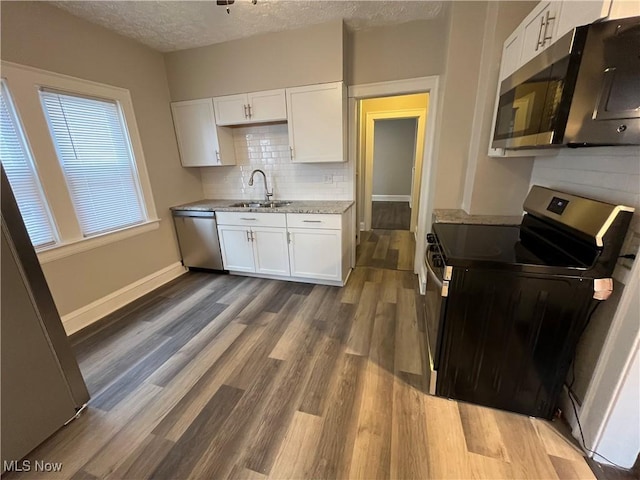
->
xmin=357 ymin=229 xmax=415 ymax=271
xmin=371 ymin=201 xmax=411 ymax=230
xmin=7 ymin=265 xmax=595 ymax=479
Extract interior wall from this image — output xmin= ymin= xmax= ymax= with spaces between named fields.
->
xmin=346 ymin=15 xmax=449 ymax=86
xmin=464 ymin=1 xmax=538 ymax=215
xmin=164 ymin=20 xmax=344 ymax=101
xmin=0 ymin=2 xmax=203 ymax=316
xmin=372 ymin=119 xmax=416 ymax=197
xmin=430 ymin=1 xmax=488 ymax=210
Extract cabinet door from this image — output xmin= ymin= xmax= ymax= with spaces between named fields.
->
xmin=520 ymin=2 xmax=561 ymax=66
xmin=248 ymin=89 xmax=287 ymax=123
xmin=287 ymin=82 xmax=346 ymax=163
xmin=213 ymin=93 xmax=250 ymax=126
xmin=171 ymin=99 xmax=224 ymax=167
xmin=288 ymin=228 xmax=341 ymax=281
xmin=556 ymin=1 xmax=611 ymax=39
xmin=252 ymin=227 xmax=290 ymax=276
xmin=217 ymin=225 xmax=255 ymax=272
xmin=501 ymin=28 xmax=524 ymax=81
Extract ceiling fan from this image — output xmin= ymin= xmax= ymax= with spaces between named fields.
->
xmin=216 ymin=0 xmax=258 ymax=14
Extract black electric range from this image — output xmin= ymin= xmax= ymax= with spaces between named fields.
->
xmin=424 ymin=186 xmax=633 ymax=419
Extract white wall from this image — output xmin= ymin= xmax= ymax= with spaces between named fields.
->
xmin=530 ymin=146 xmax=640 ymax=284
xmin=372 ymin=118 xmax=416 ymax=197
xmin=201 ymin=124 xmax=352 ymax=201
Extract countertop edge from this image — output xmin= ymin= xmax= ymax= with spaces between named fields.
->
xmin=171 ymin=200 xmax=355 ymax=215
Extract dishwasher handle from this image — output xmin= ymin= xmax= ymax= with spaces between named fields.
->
xmin=172 ymin=210 xmax=216 ymax=218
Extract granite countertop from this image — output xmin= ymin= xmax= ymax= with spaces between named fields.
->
xmin=171 ymin=199 xmax=355 ymax=215
xmin=433 ymin=209 xmax=522 ymax=225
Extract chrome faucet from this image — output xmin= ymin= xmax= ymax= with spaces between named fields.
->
xmin=248 ymin=169 xmax=273 ymax=202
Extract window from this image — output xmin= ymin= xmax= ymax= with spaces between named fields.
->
xmin=0 ymin=81 xmax=57 ymax=248
xmin=0 ymin=62 xmax=159 ymax=261
xmin=40 ymin=90 xmax=146 ymax=237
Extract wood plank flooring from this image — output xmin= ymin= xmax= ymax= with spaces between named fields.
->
xmin=357 ymin=229 xmax=415 ymax=271
xmin=6 ymin=267 xmax=596 ymax=480
xmin=371 ymin=201 xmax=411 ymax=230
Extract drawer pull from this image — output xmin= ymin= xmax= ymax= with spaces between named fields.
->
xmin=303 ymin=220 xmax=322 ymax=223
xmin=241 ymin=217 xmax=257 ymax=221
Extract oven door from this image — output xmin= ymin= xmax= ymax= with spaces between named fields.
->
xmin=424 ymin=254 xmax=448 ymax=395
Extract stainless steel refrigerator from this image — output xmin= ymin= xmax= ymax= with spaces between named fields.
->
xmin=1 ymin=168 xmax=90 ymax=470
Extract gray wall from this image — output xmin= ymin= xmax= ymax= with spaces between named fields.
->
xmin=164 ymin=20 xmax=344 ymax=101
xmin=373 ymin=118 xmax=417 ymax=197
xmin=0 ymin=2 xmax=203 ymax=316
xmin=346 ymin=16 xmax=449 ymax=86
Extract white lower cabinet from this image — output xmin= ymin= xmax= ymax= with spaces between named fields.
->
xmin=216 ymin=210 xmax=353 ymax=285
xmin=217 ymin=225 xmax=256 ymax=273
xmin=217 ymin=212 xmax=290 ymax=275
xmin=253 ymin=227 xmax=290 ymax=276
xmin=288 ymin=228 xmax=341 ymax=281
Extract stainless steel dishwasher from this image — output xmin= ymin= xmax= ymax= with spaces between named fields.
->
xmin=172 ymin=210 xmax=224 ymax=270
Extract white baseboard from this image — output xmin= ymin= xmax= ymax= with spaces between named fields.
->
xmin=372 ymin=194 xmax=411 ymax=202
xmin=62 ymin=262 xmax=187 ymax=335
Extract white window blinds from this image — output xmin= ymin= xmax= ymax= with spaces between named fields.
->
xmin=40 ymin=90 xmax=146 ymax=237
xmin=0 ymin=82 xmax=57 ymax=248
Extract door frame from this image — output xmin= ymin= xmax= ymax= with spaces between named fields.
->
xmin=348 ymin=76 xmax=440 ymax=292
xmin=363 ymin=108 xmax=427 ymax=233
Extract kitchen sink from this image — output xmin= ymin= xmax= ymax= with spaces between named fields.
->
xmin=229 ymin=201 xmax=292 ymax=208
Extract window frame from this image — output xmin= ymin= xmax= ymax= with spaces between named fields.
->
xmin=0 ymin=79 xmax=59 ymax=248
xmin=1 ymin=62 xmax=159 ymax=264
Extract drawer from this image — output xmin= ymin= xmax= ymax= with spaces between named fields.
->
xmin=216 ymin=211 xmax=286 ymax=227
xmin=287 ymin=213 xmax=341 ymax=229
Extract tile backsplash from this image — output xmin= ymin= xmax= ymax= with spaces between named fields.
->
xmin=200 ymin=124 xmax=353 ymax=201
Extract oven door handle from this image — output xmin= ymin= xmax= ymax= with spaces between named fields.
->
xmin=425 ymin=256 xmax=443 ymax=289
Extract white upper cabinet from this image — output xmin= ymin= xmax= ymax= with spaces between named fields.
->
xmin=286 ymin=82 xmax=347 ymax=163
xmin=500 ymin=29 xmax=524 ymax=81
xmin=520 ymin=2 xmax=562 ymax=67
xmin=213 ymin=89 xmax=287 ymax=126
xmin=556 ymin=1 xmax=611 ymax=37
xmin=171 ymin=99 xmax=235 ymax=167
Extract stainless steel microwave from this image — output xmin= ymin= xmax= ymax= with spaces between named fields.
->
xmin=492 ymin=16 xmax=640 ymax=150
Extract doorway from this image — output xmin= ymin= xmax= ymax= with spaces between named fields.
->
xmin=358 ymin=93 xmax=429 ymax=234
xmin=348 ymin=76 xmax=440 ymax=291
xmin=371 ymin=117 xmax=417 ymax=231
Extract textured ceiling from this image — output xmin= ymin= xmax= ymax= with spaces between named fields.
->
xmin=50 ymin=1 xmax=444 ymax=52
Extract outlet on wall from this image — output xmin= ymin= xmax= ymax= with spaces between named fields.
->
xmin=323 ymin=174 xmax=333 ymax=184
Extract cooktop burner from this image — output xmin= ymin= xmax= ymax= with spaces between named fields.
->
xmin=432 ymin=223 xmax=589 ymax=269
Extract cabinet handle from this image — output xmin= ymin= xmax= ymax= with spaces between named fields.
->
xmin=246 ymin=230 xmax=251 ymax=242
xmin=287 ymin=232 xmax=292 ymax=244
xmin=251 ymin=231 xmax=255 ymax=241
xmin=215 ymin=150 xmax=221 ymax=164
xmin=541 ymin=10 xmax=555 ymax=47
xmin=536 ymin=15 xmax=545 ymax=51
xmin=303 ymin=220 xmax=322 ymax=223
xmin=243 ymin=104 xmax=249 ymax=118
xmin=241 ymin=217 xmax=257 ymax=221
xmin=247 ymin=104 xmax=253 ymax=118
xmin=289 ymin=146 xmax=294 ymax=160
